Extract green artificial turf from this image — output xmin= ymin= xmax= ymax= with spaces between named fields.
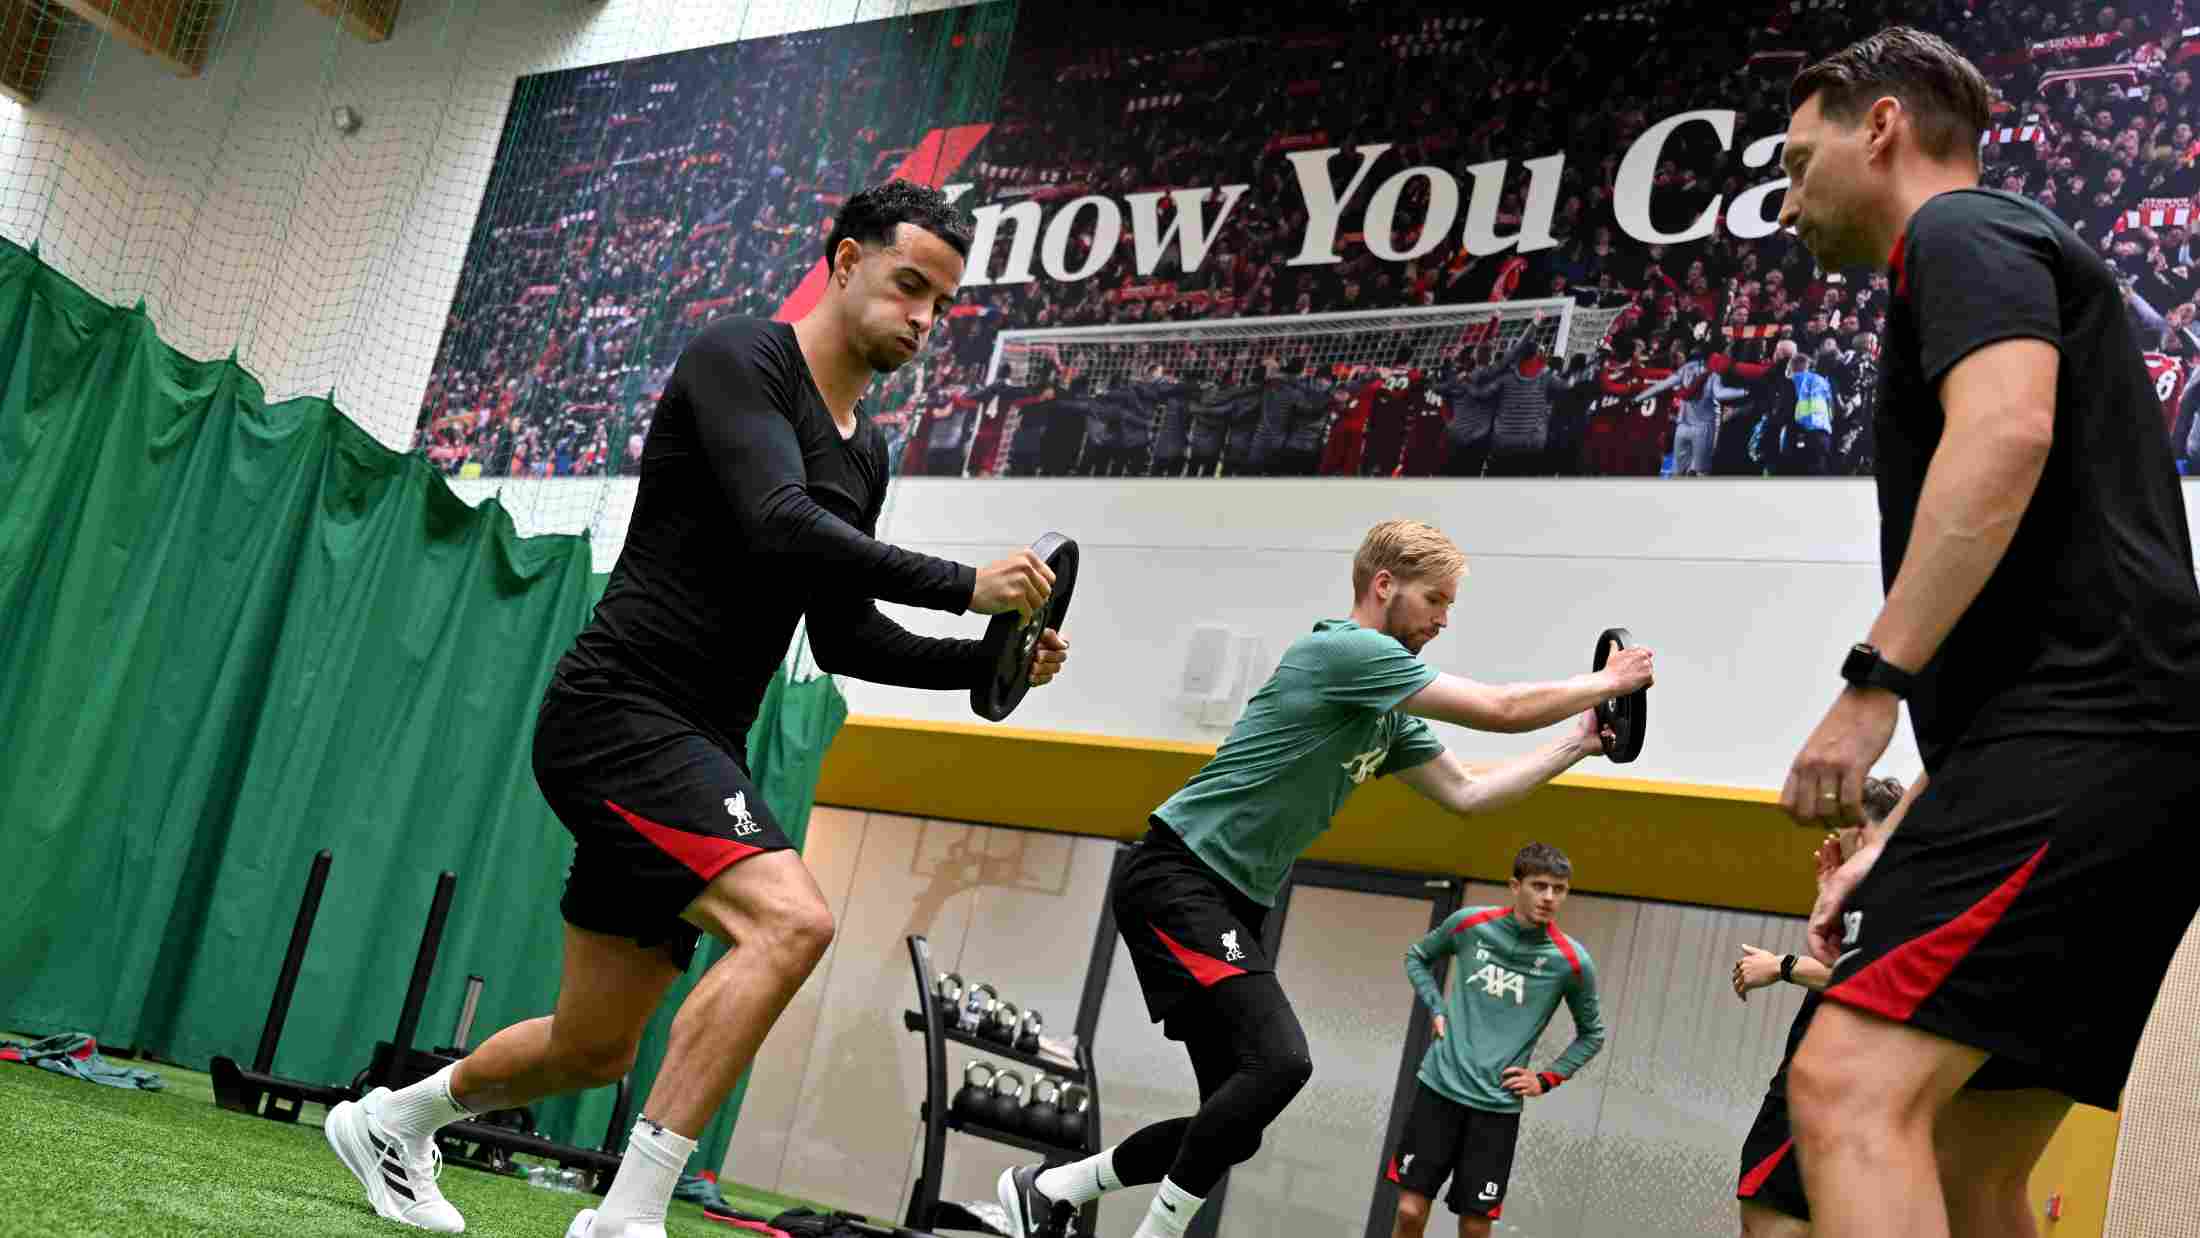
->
xmin=0 ymin=1047 xmax=843 ymax=1238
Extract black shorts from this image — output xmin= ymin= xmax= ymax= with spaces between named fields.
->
xmin=1113 ymin=822 xmax=1274 ymax=1037
xmin=1384 ymin=1081 xmax=1521 ymax=1218
xmin=532 ymin=682 xmax=796 ymax=969
xmin=1736 ymin=1091 xmax=1807 ymax=1221
xmin=1821 ymin=732 xmax=2200 ymax=1109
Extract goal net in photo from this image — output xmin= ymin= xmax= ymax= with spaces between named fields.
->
xmin=983 ymin=297 xmax=1629 ymax=392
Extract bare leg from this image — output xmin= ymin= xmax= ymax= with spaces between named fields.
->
xmin=1456 ymin=1214 xmax=1491 ymax=1238
xmin=451 ymin=924 xmax=684 ymax=1111
xmin=1390 ymin=1189 xmax=1432 ymax=1238
xmin=1739 ymin=1200 xmax=1812 ymax=1237
xmin=1935 ymin=1088 xmax=2070 ymax=1238
xmin=1788 ymin=1003 xmax=1984 ymax=1238
xmin=640 ymin=849 xmax=835 ymax=1137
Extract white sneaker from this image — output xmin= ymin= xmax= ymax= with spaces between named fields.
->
xmin=563 ymin=1209 xmax=666 ymax=1238
xmin=324 ymin=1087 xmax=466 ymax=1233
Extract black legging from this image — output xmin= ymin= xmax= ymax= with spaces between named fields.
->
xmin=1109 ymin=974 xmax=1313 ymax=1196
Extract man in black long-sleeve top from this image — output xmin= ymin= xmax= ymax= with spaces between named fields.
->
xmin=1103 ymin=378 xmax=1159 ymax=477
xmin=1191 ymin=370 xmax=1264 ymax=478
xmin=1142 ymin=366 xmax=1203 ymax=478
xmin=1044 ymin=376 xmax=1110 ymax=477
xmin=321 ymin=182 xmax=1071 ymax=1238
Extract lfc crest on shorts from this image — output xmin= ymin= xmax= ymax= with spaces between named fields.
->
xmin=723 ymin=793 xmax=762 ymax=837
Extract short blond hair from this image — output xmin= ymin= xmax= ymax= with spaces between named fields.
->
xmin=1352 ymin=519 xmax=1466 ymax=599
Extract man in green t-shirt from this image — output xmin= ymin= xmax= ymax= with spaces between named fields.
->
xmin=998 ymin=518 xmax=1656 ymax=1238
xmin=1388 ymin=843 xmax=1605 ymax=1237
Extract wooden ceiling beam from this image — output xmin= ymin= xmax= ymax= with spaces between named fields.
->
xmin=48 ymin=0 xmax=218 ymax=78
xmin=0 ymin=0 xmax=65 ymax=103
xmin=301 ymin=0 xmax=396 ymax=43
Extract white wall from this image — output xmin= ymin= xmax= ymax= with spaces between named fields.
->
xmin=837 ymin=476 xmax=2200 ymax=791
xmin=445 ymin=472 xmax=2199 ymax=791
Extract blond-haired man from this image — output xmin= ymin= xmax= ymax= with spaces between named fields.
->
xmin=999 ymin=519 xmax=1655 ymax=1238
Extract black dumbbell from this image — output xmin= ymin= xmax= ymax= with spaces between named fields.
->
xmin=1057 ymin=1082 xmax=1089 ymax=1145
xmin=951 ymin=1061 xmax=994 ymax=1123
xmin=988 ymin=1068 xmax=1026 ymax=1128
xmin=1022 ymin=1075 xmax=1062 ymax=1143
xmin=986 ymin=999 xmax=1023 ymax=1046
xmin=1015 ymin=1009 xmax=1044 ymax=1055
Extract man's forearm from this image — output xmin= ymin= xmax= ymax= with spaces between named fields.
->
xmin=1788 ymin=956 xmax=1832 ymax=991
xmin=810 ymin=604 xmax=987 ymax=689
xmin=1867 ymin=417 xmax=2051 ymax=674
xmin=1452 ymin=737 xmax=1588 ymax=816
xmin=1493 ymin=672 xmax=1623 ymax=731
xmin=1404 ymin=952 xmax=1446 ymax=1012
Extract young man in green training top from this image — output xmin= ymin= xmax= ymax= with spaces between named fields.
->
xmin=996 ymin=518 xmax=1655 ymax=1238
xmin=1388 ymin=842 xmax=1606 ymax=1237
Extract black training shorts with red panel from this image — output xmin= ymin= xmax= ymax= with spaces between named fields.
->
xmin=1819 ymin=732 xmax=2200 ymax=1109
xmin=1735 ymin=1092 xmax=1809 ymax=1222
xmin=1735 ymin=990 xmax=1820 ymax=1222
xmin=1385 ymin=1080 xmax=1522 ymax=1219
xmin=1113 ymin=821 xmax=1275 ymax=1040
xmin=531 ymin=679 xmax=795 ymax=970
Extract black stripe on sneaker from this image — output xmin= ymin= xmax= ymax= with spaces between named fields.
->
xmin=382 ymin=1172 xmax=415 ymax=1202
xmin=368 ymin=1130 xmax=392 ymax=1157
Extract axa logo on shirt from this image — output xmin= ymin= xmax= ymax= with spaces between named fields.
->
xmin=1342 ymin=747 xmax=1387 ymax=784
xmin=1469 ymin=961 xmax=1528 ymax=1005
xmin=723 ymin=793 xmax=763 ymax=838
xmin=1341 ymin=715 xmax=1396 ymax=785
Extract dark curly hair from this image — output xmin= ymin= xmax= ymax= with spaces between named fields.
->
xmin=1861 ymin=776 xmax=1907 ymax=824
xmin=821 ymin=179 xmax=975 ymax=270
xmin=1512 ymin=842 xmax=1573 ymax=884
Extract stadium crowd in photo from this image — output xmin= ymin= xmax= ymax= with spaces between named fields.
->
xmin=416 ymin=0 xmax=2200 ymax=484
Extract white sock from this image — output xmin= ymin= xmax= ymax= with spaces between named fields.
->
xmin=1035 ymin=1146 xmax=1123 ymax=1207
xmin=376 ymin=1064 xmax=475 ymax=1141
xmin=592 ymin=1117 xmax=694 ymax=1232
xmin=1130 ymin=1176 xmax=1203 ymax=1238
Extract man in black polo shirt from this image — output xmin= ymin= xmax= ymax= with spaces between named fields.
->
xmin=1776 ymin=28 xmax=2200 ymax=1238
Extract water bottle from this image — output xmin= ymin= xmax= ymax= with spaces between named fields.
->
xmin=525 ymin=1164 xmax=582 ymax=1192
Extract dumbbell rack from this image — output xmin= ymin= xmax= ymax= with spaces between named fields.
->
xmin=903 ymin=934 xmax=1102 ymax=1237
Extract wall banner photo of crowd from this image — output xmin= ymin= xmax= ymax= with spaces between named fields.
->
xmin=417 ymin=0 xmax=2200 ymax=484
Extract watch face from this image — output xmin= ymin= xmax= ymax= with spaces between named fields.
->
xmin=1843 ymin=646 xmax=1876 ymax=679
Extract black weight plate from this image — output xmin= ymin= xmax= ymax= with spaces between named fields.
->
xmin=1592 ymin=626 xmax=1648 ymax=764
xmin=971 ymin=532 xmax=1080 ymax=722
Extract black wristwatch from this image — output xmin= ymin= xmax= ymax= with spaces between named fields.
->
xmin=1841 ymin=642 xmax=1915 ymax=698
xmin=1780 ymin=954 xmax=1798 ymax=984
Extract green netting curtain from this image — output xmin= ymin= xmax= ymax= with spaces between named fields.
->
xmin=0 ymin=234 xmax=844 ymax=1174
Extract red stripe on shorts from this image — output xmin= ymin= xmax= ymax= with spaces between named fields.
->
xmin=1152 ymin=925 xmax=1248 ymax=987
xmin=1828 ymin=842 xmax=2049 ymax=1023
xmin=1737 ymin=1136 xmax=1794 ymax=1197
xmin=604 ymin=799 xmax=765 ymax=882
